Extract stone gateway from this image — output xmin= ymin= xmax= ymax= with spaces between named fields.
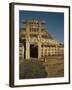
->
xmin=19 ymin=19 xmax=64 ymax=61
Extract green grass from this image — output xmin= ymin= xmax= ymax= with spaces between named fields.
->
xmin=19 ymin=60 xmax=48 ymax=79
xmin=19 ymin=56 xmax=64 ymax=79
xmin=44 ymin=56 xmax=64 ymax=77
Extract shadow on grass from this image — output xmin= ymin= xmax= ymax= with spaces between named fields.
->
xmin=19 ymin=60 xmax=48 ymax=79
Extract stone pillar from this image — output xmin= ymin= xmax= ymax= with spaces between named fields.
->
xmin=25 ymin=20 xmax=30 ymax=60
xmin=38 ymin=42 xmax=41 ymax=59
xmin=38 ymin=21 xmax=41 ymax=59
xmin=22 ymin=44 xmax=24 ymax=60
xmin=26 ymin=41 xmax=30 ymax=60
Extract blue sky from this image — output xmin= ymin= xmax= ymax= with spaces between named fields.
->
xmin=19 ymin=10 xmax=64 ymax=43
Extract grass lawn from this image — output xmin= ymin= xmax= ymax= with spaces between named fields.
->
xmin=19 ymin=56 xmax=64 ymax=79
xmin=44 ymin=56 xmax=64 ymax=77
xmin=19 ymin=60 xmax=48 ymax=79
